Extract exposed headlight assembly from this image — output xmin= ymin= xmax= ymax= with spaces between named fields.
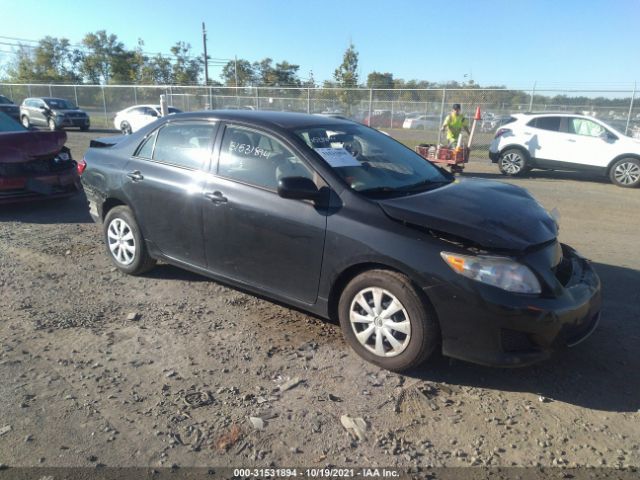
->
xmin=441 ymin=252 xmax=541 ymax=294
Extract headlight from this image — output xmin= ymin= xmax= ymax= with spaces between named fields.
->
xmin=441 ymin=252 xmax=541 ymax=294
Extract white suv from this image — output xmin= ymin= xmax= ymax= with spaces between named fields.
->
xmin=489 ymin=113 xmax=640 ymax=188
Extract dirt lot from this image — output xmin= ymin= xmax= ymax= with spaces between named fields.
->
xmin=0 ymin=129 xmax=639 ymax=472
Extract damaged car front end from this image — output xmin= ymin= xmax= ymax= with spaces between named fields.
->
xmin=373 ymin=178 xmax=601 ymax=367
xmin=0 ymin=114 xmax=81 ymax=204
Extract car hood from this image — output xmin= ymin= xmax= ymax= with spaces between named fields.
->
xmin=377 ymin=178 xmax=558 ymax=251
xmin=0 ymin=130 xmax=67 ymax=163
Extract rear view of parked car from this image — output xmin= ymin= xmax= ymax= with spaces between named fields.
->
xmin=81 ymin=111 xmax=601 ymax=372
xmin=113 ymin=105 xmax=182 ymax=134
xmin=0 ymin=113 xmax=81 ymax=203
xmin=489 ymin=113 xmax=640 ymax=187
xmin=20 ymin=97 xmax=90 ymax=131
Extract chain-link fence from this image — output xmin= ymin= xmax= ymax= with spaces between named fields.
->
xmin=1 ymin=83 xmax=638 ymax=152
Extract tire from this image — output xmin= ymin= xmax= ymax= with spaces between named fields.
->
xmin=48 ymin=118 xmax=57 ymax=131
xmin=103 ymin=206 xmax=156 ymax=275
xmin=609 ymin=157 xmax=640 ymax=188
xmin=21 ymin=116 xmax=30 ymax=129
xmin=338 ymin=269 xmax=439 ymax=372
xmin=498 ymin=148 xmax=529 ymax=176
xmin=120 ymin=121 xmax=132 ymax=135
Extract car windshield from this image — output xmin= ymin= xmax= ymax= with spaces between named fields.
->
xmin=0 ymin=95 xmax=13 ymax=105
xmin=45 ymin=99 xmax=75 ymax=110
xmin=295 ymin=123 xmax=452 ymax=198
xmin=0 ymin=112 xmax=27 ymax=132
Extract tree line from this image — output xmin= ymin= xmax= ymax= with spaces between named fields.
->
xmin=0 ymin=31 xmax=633 ymax=113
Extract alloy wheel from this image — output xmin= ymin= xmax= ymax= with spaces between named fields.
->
xmin=613 ymin=161 xmax=640 ymax=186
xmin=107 ymin=218 xmax=136 ymax=265
xmin=500 ymin=151 xmax=523 ymax=175
xmin=349 ymin=287 xmax=411 ymax=357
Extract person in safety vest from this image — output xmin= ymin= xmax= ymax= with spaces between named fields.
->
xmin=441 ymin=103 xmax=470 ymax=147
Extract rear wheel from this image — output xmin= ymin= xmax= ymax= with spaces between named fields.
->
xmin=103 ymin=206 xmax=156 ymax=275
xmin=120 ymin=121 xmax=132 ymax=135
xmin=609 ymin=158 xmax=640 ymax=188
xmin=21 ymin=116 xmax=30 ymax=129
xmin=498 ymin=148 xmax=529 ymax=176
xmin=338 ymin=269 xmax=439 ymax=372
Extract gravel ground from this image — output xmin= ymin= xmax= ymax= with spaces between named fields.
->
xmin=0 ymin=130 xmax=638 ymax=471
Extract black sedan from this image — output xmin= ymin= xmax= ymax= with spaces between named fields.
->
xmin=80 ymin=111 xmax=601 ymax=371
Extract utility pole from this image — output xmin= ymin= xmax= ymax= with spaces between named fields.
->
xmin=202 ymin=22 xmax=209 ymax=86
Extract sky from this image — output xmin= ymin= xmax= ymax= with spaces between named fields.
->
xmin=0 ymin=0 xmax=639 ymax=91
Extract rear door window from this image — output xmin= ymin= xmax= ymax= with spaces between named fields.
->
xmin=135 ymin=130 xmax=158 ymax=158
xmin=529 ymin=116 xmax=562 ymax=132
xmin=151 ymin=122 xmax=216 ymax=170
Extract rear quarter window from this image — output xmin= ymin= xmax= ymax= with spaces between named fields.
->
xmin=528 ymin=117 xmax=562 ymax=132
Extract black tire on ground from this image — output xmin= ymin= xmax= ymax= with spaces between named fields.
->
xmin=338 ymin=269 xmax=439 ymax=372
xmin=103 ymin=206 xmax=156 ymax=275
xmin=609 ymin=157 xmax=640 ymax=188
xmin=21 ymin=116 xmax=30 ymax=129
xmin=48 ymin=118 xmax=57 ymax=131
xmin=498 ymin=148 xmax=530 ymax=176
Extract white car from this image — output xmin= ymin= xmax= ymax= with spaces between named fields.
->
xmin=489 ymin=113 xmax=640 ymax=188
xmin=113 ymin=105 xmax=182 ymax=134
xmin=402 ymin=115 xmax=440 ymax=129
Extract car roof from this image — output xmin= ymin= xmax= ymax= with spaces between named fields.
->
xmin=28 ymin=97 xmax=70 ymax=102
xmin=170 ymin=110 xmax=356 ymax=129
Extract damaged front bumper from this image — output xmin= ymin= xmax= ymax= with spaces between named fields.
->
xmin=426 ymin=243 xmax=602 ymax=367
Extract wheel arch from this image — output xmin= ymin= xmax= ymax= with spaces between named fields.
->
xmin=101 ymin=197 xmax=128 ymax=221
xmin=498 ymin=144 xmax=531 ymax=161
xmin=327 ymin=262 xmax=438 ymax=325
xmin=606 ymin=153 xmax=640 ymax=175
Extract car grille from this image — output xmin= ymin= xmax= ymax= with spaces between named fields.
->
xmin=0 ymin=157 xmax=75 ymax=176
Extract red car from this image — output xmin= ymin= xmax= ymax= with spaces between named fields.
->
xmin=0 ymin=113 xmax=81 ymax=204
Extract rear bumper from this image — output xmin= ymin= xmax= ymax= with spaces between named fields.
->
xmin=426 ymin=244 xmax=602 ymax=367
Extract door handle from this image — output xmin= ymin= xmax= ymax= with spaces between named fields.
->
xmin=126 ymin=170 xmax=144 ymax=181
xmin=203 ymin=191 xmax=228 ymax=204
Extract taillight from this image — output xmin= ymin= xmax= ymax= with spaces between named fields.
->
xmin=495 ymin=128 xmax=511 ymax=139
xmin=77 ymin=157 xmax=87 ymax=175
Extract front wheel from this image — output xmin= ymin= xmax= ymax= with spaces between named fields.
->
xmin=21 ymin=116 xmax=30 ymax=129
xmin=338 ymin=270 xmax=439 ymax=372
xmin=609 ymin=158 xmax=640 ymax=188
xmin=498 ymin=148 xmax=529 ymax=176
xmin=103 ymin=206 xmax=156 ymax=275
xmin=48 ymin=118 xmax=57 ymax=131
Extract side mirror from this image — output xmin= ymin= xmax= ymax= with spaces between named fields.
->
xmin=601 ymin=131 xmax=617 ymax=142
xmin=277 ymin=176 xmax=319 ymax=201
